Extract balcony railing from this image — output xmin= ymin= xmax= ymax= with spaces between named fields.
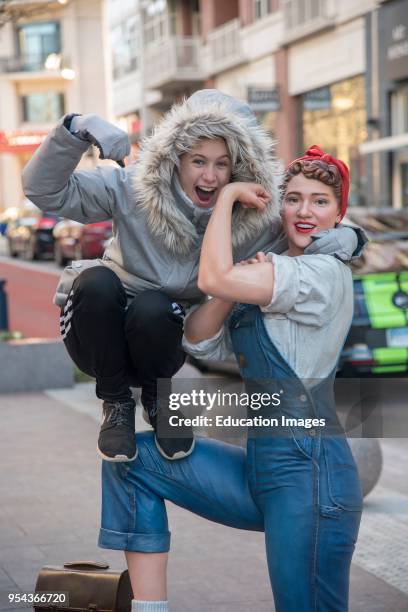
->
xmin=0 ymin=0 xmax=61 ymax=8
xmin=0 ymin=52 xmax=64 ymax=73
xmin=144 ymin=36 xmax=204 ymax=89
xmin=112 ymin=56 xmax=138 ymax=81
xmin=208 ymin=18 xmax=243 ymax=73
xmin=282 ymin=0 xmax=336 ymax=42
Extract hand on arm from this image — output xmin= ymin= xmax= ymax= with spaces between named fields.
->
xmin=198 ymin=183 xmax=275 ymax=306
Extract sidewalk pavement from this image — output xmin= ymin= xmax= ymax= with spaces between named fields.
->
xmin=1 ymin=369 xmax=408 ymax=611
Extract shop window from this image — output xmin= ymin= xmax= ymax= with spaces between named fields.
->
xmin=144 ymin=1 xmax=176 ymax=45
xmin=255 ymin=111 xmax=277 ymax=138
xmin=111 ymin=16 xmax=139 ymax=80
xmin=391 ymin=83 xmax=408 ymax=136
xmin=17 ymin=22 xmax=60 ymax=71
xmin=302 ymin=75 xmax=367 ymax=206
xmin=22 ymin=92 xmax=64 ymax=123
xmin=248 ymin=86 xmax=279 ymax=137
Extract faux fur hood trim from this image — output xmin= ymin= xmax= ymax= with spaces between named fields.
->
xmin=131 ymin=90 xmax=281 ymax=256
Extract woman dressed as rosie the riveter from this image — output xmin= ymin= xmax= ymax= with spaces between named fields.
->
xmin=22 ymin=90 xmax=365 ymax=465
xmin=99 ymin=146 xmax=363 ymax=612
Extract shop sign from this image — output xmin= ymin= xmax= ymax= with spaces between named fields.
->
xmin=0 ymin=131 xmax=48 ymax=153
xmin=380 ymin=0 xmax=408 ymax=81
xmin=247 ymin=87 xmax=280 ymax=112
xmin=303 ymin=86 xmax=331 ymax=111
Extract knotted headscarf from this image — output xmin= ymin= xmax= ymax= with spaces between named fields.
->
xmin=290 ymin=145 xmax=350 ymax=220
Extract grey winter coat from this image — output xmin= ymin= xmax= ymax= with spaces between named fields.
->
xmin=21 ymin=90 xmax=364 ymax=308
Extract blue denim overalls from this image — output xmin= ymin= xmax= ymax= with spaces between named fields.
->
xmin=99 ymin=304 xmax=363 ymax=611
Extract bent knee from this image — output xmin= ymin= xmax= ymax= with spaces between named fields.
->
xmin=125 ymin=290 xmax=176 ymax=331
xmin=73 ymin=266 xmax=125 ymax=305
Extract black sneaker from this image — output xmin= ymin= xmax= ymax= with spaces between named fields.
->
xmin=97 ymin=399 xmax=137 ymax=462
xmin=143 ymin=404 xmax=195 ymax=461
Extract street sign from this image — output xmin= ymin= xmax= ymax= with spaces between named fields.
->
xmin=0 ymin=131 xmax=48 ymax=154
xmin=247 ymin=86 xmax=280 ymax=112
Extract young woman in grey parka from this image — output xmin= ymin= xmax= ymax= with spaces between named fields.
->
xmin=21 ymin=89 xmax=365 ymax=463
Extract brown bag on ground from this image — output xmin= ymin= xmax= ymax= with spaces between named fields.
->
xmin=34 ymin=561 xmax=133 ymax=612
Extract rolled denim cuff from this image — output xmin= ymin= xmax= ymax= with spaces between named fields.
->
xmin=98 ymin=527 xmax=171 ymax=552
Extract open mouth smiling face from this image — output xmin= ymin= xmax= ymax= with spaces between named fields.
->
xmin=195 ymin=185 xmax=218 ymax=207
xmin=178 ymin=138 xmax=232 ymax=209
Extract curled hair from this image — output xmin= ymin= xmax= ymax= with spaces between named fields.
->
xmin=280 ymin=159 xmax=342 ymax=206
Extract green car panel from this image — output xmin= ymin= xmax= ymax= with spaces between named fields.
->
xmin=341 ymin=207 xmax=408 ymax=375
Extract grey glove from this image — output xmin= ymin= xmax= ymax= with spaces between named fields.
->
xmin=69 ymin=114 xmax=130 ymax=167
xmin=304 ymin=224 xmax=365 ymax=262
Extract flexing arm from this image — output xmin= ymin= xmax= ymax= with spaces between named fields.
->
xmin=185 ymin=184 xmax=274 ymax=345
xmin=21 ymin=115 xmax=130 ymax=223
xmin=198 ymin=183 xmax=275 ymax=305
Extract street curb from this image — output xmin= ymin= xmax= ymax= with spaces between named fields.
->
xmin=0 ymin=338 xmax=74 ymax=393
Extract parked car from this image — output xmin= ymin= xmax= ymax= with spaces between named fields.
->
xmin=6 ymin=203 xmax=60 ymax=260
xmin=0 ymin=207 xmax=18 ymax=235
xmin=339 ymin=208 xmax=408 ymax=376
xmin=190 ymin=209 xmax=408 ymax=377
xmin=53 ymin=219 xmax=113 ymax=266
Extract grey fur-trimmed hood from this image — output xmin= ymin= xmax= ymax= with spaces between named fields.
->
xmin=131 ymin=89 xmax=281 ymax=256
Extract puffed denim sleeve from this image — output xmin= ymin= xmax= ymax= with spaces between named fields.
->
xmin=182 ymin=306 xmax=233 ymax=361
xmin=261 ymin=253 xmax=352 ymax=327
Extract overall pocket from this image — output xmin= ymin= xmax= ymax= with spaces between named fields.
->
xmin=320 ymin=437 xmax=363 ymax=511
xmin=289 ymin=426 xmax=316 ymax=459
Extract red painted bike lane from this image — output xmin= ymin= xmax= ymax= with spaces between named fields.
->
xmin=0 ymin=261 xmax=60 ymax=339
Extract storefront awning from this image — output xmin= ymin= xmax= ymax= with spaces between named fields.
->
xmin=359 ymin=133 xmax=408 ymax=154
xmin=0 ymin=131 xmax=48 ymax=154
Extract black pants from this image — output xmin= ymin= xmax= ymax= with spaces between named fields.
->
xmin=61 ymin=266 xmax=185 ymax=406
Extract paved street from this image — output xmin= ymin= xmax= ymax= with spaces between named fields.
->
xmin=0 ymin=237 xmax=61 ymax=339
xmin=0 ymin=261 xmax=60 ymax=339
xmin=1 ymin=379 xmax=408 ymax=611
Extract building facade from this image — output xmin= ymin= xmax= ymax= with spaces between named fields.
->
xmin=0 ymin=0 xmax=109 ymax=212
xmin=109 ymin=0 xmax=402 ymax=207
xmin=2 ymin=0 xmax=405 ymax=211
xmin=363 ymin=0 xmax=408 ymax=208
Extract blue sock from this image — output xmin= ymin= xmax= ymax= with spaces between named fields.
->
xmin=131 ymin=600 xmax=169 ymax=612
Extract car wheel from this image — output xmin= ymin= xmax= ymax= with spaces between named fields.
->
xmin=74 ymin=242 xmax=82 ymax=260
xmin=54 ymin=242 xmax=68 ymax=267
xmin=24 ymin=237 xmax=37 ymax=261
xmin=8 ymin=240 xmax=18 ymax=258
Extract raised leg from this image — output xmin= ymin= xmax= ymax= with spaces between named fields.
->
xmin=99 ymin=432 xmax=263 ymax=602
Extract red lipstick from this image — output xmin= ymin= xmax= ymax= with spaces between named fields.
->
xmin=294 ymin=223 xmax=317 ymax=234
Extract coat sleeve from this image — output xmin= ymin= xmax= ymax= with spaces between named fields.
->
xmin=21 ymin=116 xmax=127 ymax=223
xmin=236 ymin=220 xmax=368 ymax=262
xmin=234 ymin=218 xmax=288 ymax=262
